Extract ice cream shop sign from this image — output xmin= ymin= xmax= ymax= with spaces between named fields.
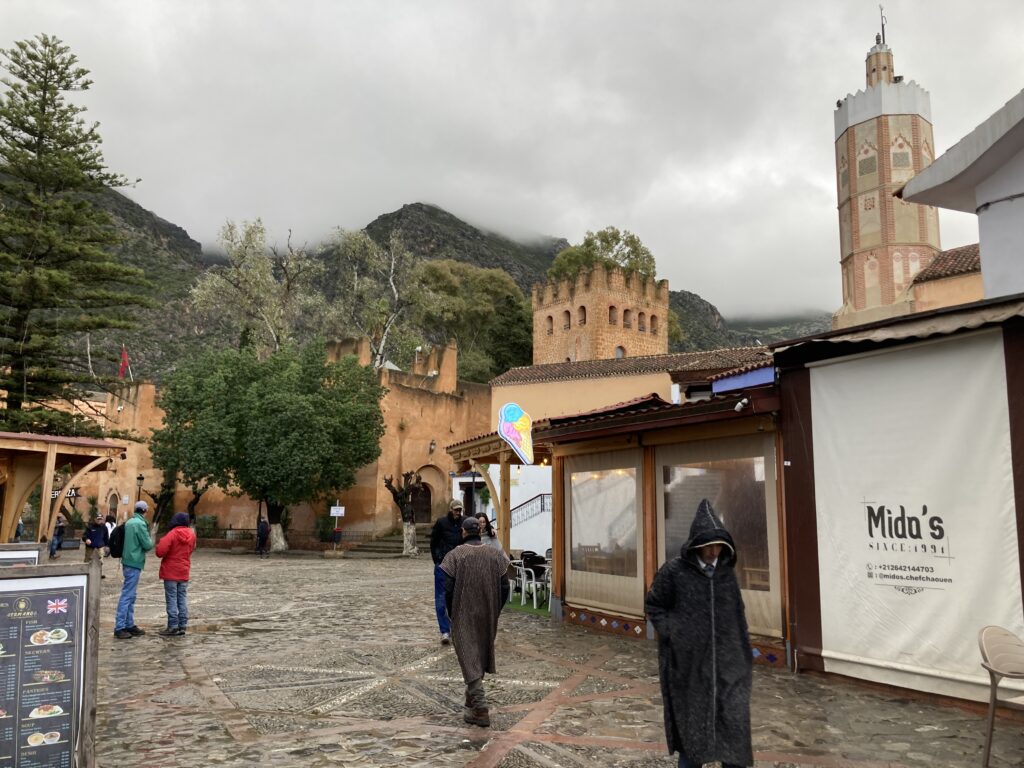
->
xmin=498 ymin=403 xmax=533 ymax=465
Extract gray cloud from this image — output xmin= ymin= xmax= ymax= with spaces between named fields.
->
xmin=6 ymin=0 xmax=1022 ymax=315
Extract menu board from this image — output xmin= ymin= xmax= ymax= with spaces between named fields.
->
xmin=0 ymin=551 xmax=40 ymax=568
xmin=0 ymin=574 xmax=87 ymax=767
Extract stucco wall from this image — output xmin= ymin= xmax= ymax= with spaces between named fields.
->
xmin=913 ymin=273 xmax=984 ymax=313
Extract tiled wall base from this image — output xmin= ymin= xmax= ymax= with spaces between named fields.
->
xmin=562 ymin=602 xmax=790 ymax=668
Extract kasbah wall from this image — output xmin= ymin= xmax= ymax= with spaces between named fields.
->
xmin=75 ymin=339 xmax=490 ymax=541
xmin=532 ymin=267 xmax=669 ymax=364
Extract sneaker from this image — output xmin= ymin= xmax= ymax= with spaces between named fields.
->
xmin=127 ymin=626 xmax=146 ymax=637
xmin=440 ymin=633 xmax=451 ymax=645
xmin=114 ymin=630 xmax=134 ymax=639
xmin=158 ymin=627 xmax=178 ymax=637
xmin=175 ymin=627 xmax=187 ymax=636
xmin=464 ymin=707 xmax=490 ymax=727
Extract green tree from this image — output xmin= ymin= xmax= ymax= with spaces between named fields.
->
xmin=547 ymin=226 xmax=657 ymax=282
xmin=411 ymin=259 xmax=532 ymax=381
xmin=0 ymin=35 xmax=149 ymax=433
xmin=191 ymin=219 xmax=322 ymax=357
xmin=320 ymin=230 xmax=420 ymax=370
xmin=150 ymin=341 xmax=386 ymax=547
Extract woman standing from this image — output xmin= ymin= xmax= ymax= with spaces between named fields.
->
xmin=155 ymin=513 xmax=197 ymax=637
xmin=475 ymin=513 xmax=504 ymax=552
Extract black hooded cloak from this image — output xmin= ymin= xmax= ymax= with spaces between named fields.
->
xmin=644 ymin=499 xmax=753 ymax=767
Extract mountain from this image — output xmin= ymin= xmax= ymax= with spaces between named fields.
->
xmin=364 ymin=203 xmax=567 ymax=291
xmin=90 ymin=189 xmax=207 ymax=380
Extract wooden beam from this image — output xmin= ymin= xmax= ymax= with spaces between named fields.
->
xmin=551 ymin=455 xmax=565 ymax=600
xmin=499 ymin=453 xmax=511 ymax=552
xmin=48 ymin=454 xmax=112 ymax=534
xmin=642 ymin=445 xmax=658 ymax=592
xmin=36 ymin=444 xmax=57 ymax=544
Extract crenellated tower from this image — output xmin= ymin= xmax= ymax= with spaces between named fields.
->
xmin=531 ymin=267 xmax=670 ymax=364
xmin=832 ymin=32 xmax=942 ymax=329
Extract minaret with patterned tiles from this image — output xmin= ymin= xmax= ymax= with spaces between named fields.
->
xmin=832 ymin=33 xmax=942 ymax=329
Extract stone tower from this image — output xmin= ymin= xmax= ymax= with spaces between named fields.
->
xmin=832 ymin=33 xmax=941 ymax=329
xmin=531 ymin=268 xmax=670 ymax=364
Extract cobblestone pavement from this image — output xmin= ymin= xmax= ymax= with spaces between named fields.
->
xmin=94 ymin=552 xmax=1024 ymax=767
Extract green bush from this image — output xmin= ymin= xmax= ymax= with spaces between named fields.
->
xmin=314 ymin=515 xmax=337 ymax=542
xmin=195 ymin=515 xmax=219 ymax=539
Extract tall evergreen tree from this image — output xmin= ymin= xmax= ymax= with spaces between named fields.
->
xmin=0 ymin=35 xmax=148 ymax=433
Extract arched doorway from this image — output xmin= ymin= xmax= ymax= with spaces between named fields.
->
xmin=412 ymin=484 xmax=432 ymax=524
xmin=107 ymin=492 xmax=119 ymax=517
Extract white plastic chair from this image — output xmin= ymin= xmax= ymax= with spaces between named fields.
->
xmin=507 ymin=559 xmax=523 ymax=603
xmin=978 ymin=625 xmax=1024 ymax=766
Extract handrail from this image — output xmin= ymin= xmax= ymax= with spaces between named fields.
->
xmin=511 ymin=494 xmax=552 ymax=527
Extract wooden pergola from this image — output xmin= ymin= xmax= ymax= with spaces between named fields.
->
xmin=0 ymin=432 xmax=126 ymax=544
xmin=446 ymin=430 xmax=551 ymax=552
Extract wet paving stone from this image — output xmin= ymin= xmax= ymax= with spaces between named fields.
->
xmin=93 ymin=551 xmax=1024 ymax=767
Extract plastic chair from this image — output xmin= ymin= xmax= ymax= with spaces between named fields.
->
xmin=978 ymin=625 xmax=1024 ymax=766
xmin=507 ymin=560 xmax=523 ymax=603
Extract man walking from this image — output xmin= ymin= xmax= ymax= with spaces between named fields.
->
xmin=430 ymin=498 xmax=464 ymax=645
xmin=48 ymin=513 xmax=66 ymax=559
xmin=645 ymin=498 xmax=753 ymax=768
xmin=82 ymin=514 xmax=109 ymax=578
xmin=440 ymin=516 xmax=510 ymax=727
xmin=114 ymin=501 xmax=154 ymax=640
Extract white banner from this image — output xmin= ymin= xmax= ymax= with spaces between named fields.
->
xmin=811 ymin=330 xmax=1023 ymax=700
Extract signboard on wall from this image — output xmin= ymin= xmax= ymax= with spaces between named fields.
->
xmin=498 ymin=403 xmax=533 ymax=465
xmin=810 ymin=330 xmax=1024 ymax=699
xmin=0 ymin=545 xmax=42 ymax=568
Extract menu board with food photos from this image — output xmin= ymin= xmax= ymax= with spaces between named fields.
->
xmin=0 ymin=572 xmax=89 ymax=767
xmin=0 ymin=545 xmax=42 ymax=568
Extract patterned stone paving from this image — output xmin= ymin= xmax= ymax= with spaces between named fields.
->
xmin=93 ymin=551 xmax=1024 ymax=767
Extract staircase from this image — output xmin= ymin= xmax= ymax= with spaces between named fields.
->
xmin=342 ymin=524 xmax=433 ymax=559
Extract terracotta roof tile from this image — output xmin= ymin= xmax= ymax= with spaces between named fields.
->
xmin=913 ymin=243 xmax=981 ymax=284
xmin=490 ymin=347 xmax=770 ymax=386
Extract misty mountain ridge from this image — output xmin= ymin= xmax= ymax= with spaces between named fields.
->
xmin=97 ymin=193 xmax=829 ymax=377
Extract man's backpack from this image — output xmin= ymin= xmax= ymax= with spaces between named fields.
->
xmin=108 ymin=523 xmax=127 ymax=558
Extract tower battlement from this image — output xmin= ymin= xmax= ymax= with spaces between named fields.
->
xmin=531 ymin=267 xmax=670 ymax=364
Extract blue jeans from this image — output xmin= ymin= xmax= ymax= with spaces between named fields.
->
xmin=115 ymin=565 xmax=142 ymax=632
xmin=163 ymin=580 xmax=189 ymax=629
xmin=49 ymin=532 xmax=63 ymax=557
xmin=433 ymin=564 xmax=450 ymax=635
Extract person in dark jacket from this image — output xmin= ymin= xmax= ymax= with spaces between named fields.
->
xmin=82 ymin=515 xmax=109 ymax=577
xmin=645 ymin=499 xmax=753 ymax=768
xmin=430 ymin=498 xmax=465 ymax=645
xmin=155 ymin=512 xmax=197 ymax=637
xmin=48 ymin=513 xmax=66 ymax=559
xmin=255 ymin=517 xmax=270 ymax=559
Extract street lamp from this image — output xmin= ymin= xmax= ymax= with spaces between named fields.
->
xmin=135 ymin=473 xmax=144 ymax=504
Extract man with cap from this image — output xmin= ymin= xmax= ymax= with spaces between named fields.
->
xmin=430 ymin=498 xmax=465 ymax=644
xmin=114 ymin=501 xmax=155 ymax=639
xmin=440 ymin=515 xmax=510 ymax=727
xmin=645 ymin=498 xmax=753 ymax=768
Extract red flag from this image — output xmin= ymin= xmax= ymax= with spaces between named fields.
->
xmin=118 ymin=346 xmax=129 ymax=379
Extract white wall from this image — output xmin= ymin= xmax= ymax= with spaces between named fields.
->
xmin=452 ymin=465 xmax=552 ymax=552
xmin=977 ymin=147 xmax=1024 ymax=299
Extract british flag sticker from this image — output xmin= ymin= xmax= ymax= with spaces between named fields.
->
xmin=47 ymin=598 xmax=68 ymax=615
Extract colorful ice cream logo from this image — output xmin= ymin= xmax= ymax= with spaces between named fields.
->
xmin=498 ymin=403 xmax=533 ymax=465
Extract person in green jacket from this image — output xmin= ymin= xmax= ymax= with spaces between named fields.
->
xmin=114 ymin=501 xmax=155 ymax=639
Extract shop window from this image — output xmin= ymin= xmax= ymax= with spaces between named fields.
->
xmin=562 ymin=310 xmax=571 ymax=330
xmin=570 ymin=468 xmax=637 ymax=577
xmin=578 ymin=305 xmax=587 ymax=326
xmin=662 ymin=456 xmax=769 ymax=591
xmin=608 ymin=306 xmax=618 ymax=325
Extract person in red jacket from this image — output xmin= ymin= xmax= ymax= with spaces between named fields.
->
xmin=155 ymin=512 xmax=197 ymax=637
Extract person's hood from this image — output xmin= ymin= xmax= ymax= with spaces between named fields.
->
xmin=681 ymin=499 xmax=737 ymax=569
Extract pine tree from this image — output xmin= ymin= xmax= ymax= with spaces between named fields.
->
xmin=0 ymin=35 xmax=149 ymax=433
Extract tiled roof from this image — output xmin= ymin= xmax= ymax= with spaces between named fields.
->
xmin=913 ymin=243 xmax=981 ymax=284
xmin=549 ymin=393 xmax=670 ymax=422
xmin=490 ymin=347 xmax=770 ymax=386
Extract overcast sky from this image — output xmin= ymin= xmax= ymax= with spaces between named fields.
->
xmin=6 ymin=1 xmax=1024 ymax=316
